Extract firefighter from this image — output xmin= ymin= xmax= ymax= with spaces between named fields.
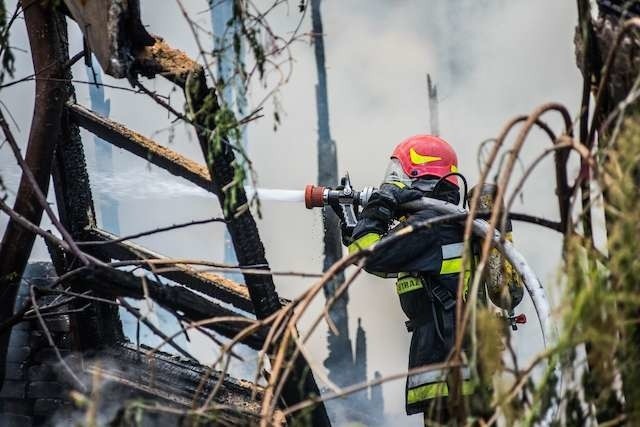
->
xmin=344 ymin=134 xmax=474 ymax=424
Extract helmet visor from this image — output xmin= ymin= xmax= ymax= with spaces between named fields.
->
xmin=383 ymin=158 xmax=414 ymax=186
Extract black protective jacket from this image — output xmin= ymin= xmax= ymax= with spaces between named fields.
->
xmin=347 ymin=184 xmax=474 ymax=416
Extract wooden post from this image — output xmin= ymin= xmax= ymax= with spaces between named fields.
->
xmin=0 ymin=2 xmax=70 ymax=385
xmin=311 ymin=0 xmax=355 ymax=389
xmin=427 ymin=73 xmax=440 ymax=136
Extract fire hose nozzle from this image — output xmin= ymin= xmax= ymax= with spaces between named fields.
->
xmin=305 ymin=185 xmax=326 ymax=209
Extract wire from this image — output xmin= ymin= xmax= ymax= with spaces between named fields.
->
xmin=432 ymin=172 xmax=469 ymax=208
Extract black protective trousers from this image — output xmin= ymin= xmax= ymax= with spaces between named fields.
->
xmin=357 ymin=205 xmax=471 ymax=418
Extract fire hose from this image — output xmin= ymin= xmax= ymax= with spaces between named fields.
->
xmin=401 ymin=197 xmax=556 ymax=348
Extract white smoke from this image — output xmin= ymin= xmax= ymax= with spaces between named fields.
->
xmin=0 ymin=1 xmax=581 ymax=424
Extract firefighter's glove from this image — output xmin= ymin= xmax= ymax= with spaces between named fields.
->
xmin=357 ymin=184 xmax=423 ymax=235
xmin=374 ymin=183 xmax=424 ymax=211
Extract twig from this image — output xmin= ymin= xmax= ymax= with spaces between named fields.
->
xmin=501 ymin=139 xmax=592 ymax=234
xmin=108 ymin=258 xmax=322 ymax=278
xmin=0 ymin=50 xmax=85 ymax=90
xmin=0 ymin=108 xmax=89 ymax=265
xmin=25 ymin=296 xmax=79 ymax=316
xmin=0 ymin=3 xmax=22 ymax=60
xmin=23 ymin=304 xmax=90 ymax=320
xmin=77 ymin=216 xmax=228 ymax=246
xmin=116 ymin=296 xmax=198 ymax=362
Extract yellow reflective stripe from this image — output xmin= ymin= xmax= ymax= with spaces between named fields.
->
xmin=406 ymin=380 xmax=475 ymax=404
xmin=440 ymin=258 xmax=463 ymax=275
xmin=387 ymin=181 xmax=406 ymax=189
xmin=348 ymin=233 xmax=381 ymax=254
xmin=407 ymin=382 xmax=447 ymax=403
xmin=451 ymin=164 xmax=459 ymax=173
xmin=396 ymin=276 xmax=424 ymax=294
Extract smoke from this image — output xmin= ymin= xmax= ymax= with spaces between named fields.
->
xmin=0 ymin=0 xmax=580 ymax=424
xmin=246 ymin=1 xmax=579 ymax=422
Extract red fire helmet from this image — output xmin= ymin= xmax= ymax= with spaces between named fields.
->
xmin=390 ymin=135 xmax=459 ymax=186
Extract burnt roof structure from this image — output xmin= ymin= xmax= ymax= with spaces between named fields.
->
xmin=0 ymin=1 xmax=330 ymax=425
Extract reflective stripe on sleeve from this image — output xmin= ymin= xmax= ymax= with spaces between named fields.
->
xmin=441 ymin=242 xmax=464 ymax=260
xmin=407 ymin=367 xmax=471 ymax=389
xmin=407 ymin=382 xmax=448 ymax=403
xmin=406 ymin=380 xmax=474 ymax=404
xmin=348 ymin=232 xmax=381 ymax=255
xmin=407 ymin=370 xmax=447 ymax=389
xmin=440 ymin=258 xmax=463 ymax=275
xmin=387 ymin=181 xmax=406 ymax=189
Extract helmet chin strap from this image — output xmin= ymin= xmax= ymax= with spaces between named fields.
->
xmin=411 ymin=178 xmax=461 ymax=205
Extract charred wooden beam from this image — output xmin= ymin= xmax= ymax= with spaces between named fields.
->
xmin=65 ymin=105 xmax=261 ymax=312
xmin=134 ymin=38 xmax=331 ymax=426
xmin=66 ymin=102 xmax=215 ymax=193
xmin=52 ymin=106 xmax=97 ymax=237
xmin=62 ymin=0 xmax=154 ymax=78
xmin=84 ymin=227 xmax=256 ymax=313
xmin=0 ymin=3 xmax=70 ymax=386
xmin=52 ymin=106 xmax=127 ymax=351
xmin=74 ymin=263 xmax=266 ymax=350
xmin=135 ymin=37 xmax=283 ymax=322
xmin=135 ymin=37 xmax=201 ymax=87
xmin=311 ymin=0 xmax=356 ymax=390
xmin=44 ymin=20 xmax=126 ymax=352
xmin=86 ymin=343 xmax=272 ymax=422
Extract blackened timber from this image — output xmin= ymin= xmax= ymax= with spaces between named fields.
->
xmin=67 ymin=102 xmax=215 ymax=193
xmin=85 ymin=227 xmax=256 ymax=313
xmin=186 ymin=74 xmax=283 ymax=320
xmin=427 ymin=74 xmax=440 ymax=136
xmin=134 ymin=40 xmax=283 ymax=317
xmin=0 ymin=5 xmax=70 ymax=386
xmin=311 ymin=0 xmax=354 ymax=390
xmin=53 ymin=106 xmax=127 ymax=351
xmin=53 ymin=107 xmax=97 ymax=237
xmin=185 ymin=71 xmax=332 ymax=427
xmin=87 ymin=343 xmax=266 ymax=417
xmin=134 ymin=39 xmax=331 ymax=426
xmin=76 ymin=264 xmax=266 ymax=350
xmin=47 ymin=14 xmax=124 ymax=352
xmin=66 ymin=104 xmax=272 ymax=312
xmin=62 ymin=0 xmax=154 ymax=78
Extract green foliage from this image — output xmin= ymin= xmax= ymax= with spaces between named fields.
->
xmin=602 ymin=117 xmax=640 ymax=419
xmin=520 ymin=116 xmax=640 ymax=424
xmin=231 ymin=1 xmax=265 ymax=80
xmin=471 ymin=118 xmax=640 ymax=425
xmin=185 ymin=73 xmax=253 ymax=218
